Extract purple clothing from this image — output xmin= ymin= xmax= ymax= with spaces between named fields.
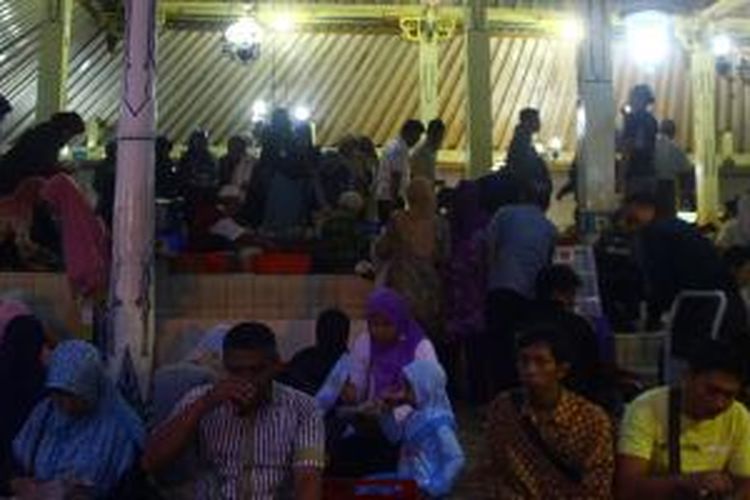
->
xmin=444 ymin=232 xmax=486 ymax=341
xmin=366 ymin=287 xmax=426 ymax=398
xmin=444 ymin=181 xmax=488 ymax=340
xmin=450 ymin=181 xmax=488 ymax=244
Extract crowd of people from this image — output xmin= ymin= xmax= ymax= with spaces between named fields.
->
xmin=4 ymin=82 xmax=750 ymax=499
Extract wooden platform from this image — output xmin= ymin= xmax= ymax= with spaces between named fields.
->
xmin=0 ymin=272 xmax=373 ymax=364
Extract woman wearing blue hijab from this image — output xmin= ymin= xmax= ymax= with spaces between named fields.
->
xmin=381 ymin=360 xmax=465 ymax=498
xmin=12 ymin=340 xmax=144 ymax=498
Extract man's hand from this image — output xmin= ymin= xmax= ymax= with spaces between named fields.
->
xmin=204 ymin=377 xmax=256 ymax=412
xmin=683 ymin=472 xmax=734 ymax=498
xmin=11 ymin=477 xmax=38 ymax=498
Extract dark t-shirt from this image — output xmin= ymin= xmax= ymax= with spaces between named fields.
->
xmin=623 ymin=110 xmax=658 ymax=179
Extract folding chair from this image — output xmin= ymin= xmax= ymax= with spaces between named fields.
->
xmin=661 ymin=290 xmax=727 ymax=384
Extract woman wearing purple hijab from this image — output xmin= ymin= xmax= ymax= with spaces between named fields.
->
xmin=328 ymin=287 xmax=439 ymax=477
xmin=348 ymin=287 xmax=439 ymax=403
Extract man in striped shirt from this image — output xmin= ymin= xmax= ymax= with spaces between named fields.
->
xmin=142 ymin=322 xmax=325 ymax=500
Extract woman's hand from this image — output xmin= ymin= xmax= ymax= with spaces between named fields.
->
xmin=340 ymin=381 xmax=358 ymax=405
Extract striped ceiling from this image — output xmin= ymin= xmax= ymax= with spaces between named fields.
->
xmin=1 ymin=0 xmax=748 ymax=158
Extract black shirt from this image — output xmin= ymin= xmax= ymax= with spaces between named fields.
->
xmin=623 ymin=110 xmax=658 ymax=179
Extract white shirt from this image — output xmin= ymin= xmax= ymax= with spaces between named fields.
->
xmin=376 ymin=137 xmax=410 ymax=201
xmin=654 ymin=135 xmax=691 ymax=181
xmin=348 ymin=332 xmax=438 ymax=402
xmin=210 ymin=217 xmax=247 ymax=242
xmin=410 ymin=140 xmax=439 ymax=182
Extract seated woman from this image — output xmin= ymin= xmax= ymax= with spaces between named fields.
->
xmin=350 ymin=287 xmax=439 ymax=403
xmin=326 ymin=287 xmax=440 ymax=477
xmin=380 ymin=360 xmax=465 ymax=499
xmin=0 ymin=316 xmax=47 ymax=496
xmin=12 ymin=340 xmax=144 ymax=499
xmin=279 ymin=308 xmax=351 ymax=397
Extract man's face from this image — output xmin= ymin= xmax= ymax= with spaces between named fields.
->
xmin=686 ymin=370 xmax=741 ymax=420
xmin=552 ymin=289 xmax=577 ymax=311
xmin=404 ymin=130 xmax=422 ymax=148
xmin=517 ymin=342 xmax=568 ymax=392
xmin=223 ymin=348 xmax=277 ymax=389
xmin=623 ymin=203 xmax=656 ymax=231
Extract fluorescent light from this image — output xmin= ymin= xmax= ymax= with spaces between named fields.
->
xmin=624 ymin=10 xmax=672 ymax=68
xmin=251 ymin=100 xmax=268 ymax=122
xmin=293 ymin=105 xmax=311 ymax=122
xmin=561 ymin=18 xmax=583 ymax=42
xmin=677 ymin=211 xmax=697 ymax=224
xmin=712 ymin=34 xmax=733 ymax=57
xmin=270 ymin=15 xmax=295 ymax=33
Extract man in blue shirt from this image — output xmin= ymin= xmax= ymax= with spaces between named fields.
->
xmin=485 ymin=182 xmax=557 ymax=395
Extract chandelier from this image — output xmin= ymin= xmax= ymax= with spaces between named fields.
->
xmin=223 ymin=5 xmax=264 ymax=64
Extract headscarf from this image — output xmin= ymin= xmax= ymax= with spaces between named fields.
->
xmin=13 ymin=340 xmax=144 ymax=497
xmin=450 ymin=180 xmax=488 ymax=244
xmin=0 ymin=316 xmax=46 ymax=493
xmin=0 ymin=298 xmax=30 ymax=343
xmin=366 ymin=287 xmax=426 ymax=398
xmin=40 ymin=174 xmax=110 ymax=298
xmin=401 ymin=360 xmax=455 ymax=444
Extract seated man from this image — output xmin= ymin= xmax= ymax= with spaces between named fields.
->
xmin=142 ymin=322 xmax=325 ymax=500
xmin=616 ymin=340 xmax=750 ymax=500
xmin=532 ymin=265 xmax=605 ymax=408
xmin=486 ymin=326 xmax=614 ymax=499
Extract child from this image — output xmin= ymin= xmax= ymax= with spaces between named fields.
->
xmin=380 ymin=360 xmax=465 ymax=498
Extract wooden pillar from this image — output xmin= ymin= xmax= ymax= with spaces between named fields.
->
xmin=576 ymin=0 xmax=616 ymax=233
xmin=36 ymin=0 xmax=73 ymax=122
xmin=691 ymin=47 xmax=719 ymax=223
xmin=108 ymin=0 xmax=157 ymax=399
xmin=464 ymin=0 xmax=494 ymax=178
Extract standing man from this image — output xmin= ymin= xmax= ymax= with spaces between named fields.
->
xmin=375 ymin=119 xmax=425 ymax=224
xmin=623 ymin=192 xmax=748 ymax=349
xmin=0 ymin=112 xmax=85 ymax=195
xmin=622 ymin=84 xmax=659 ymax=196
xmin=616 ymin=340 xmax=750 ymax=500
xmin=0 ymin=94 xmax=11 ymax=140
xmin=485 ymin=182 xmax=557 ymax=393
xmin=506 ymin=108 xmax=551 ymax=204
xmin=142 ymin=322 xmax=325 ymax=500
xmin=410 ymin=118 xmax=445 ymax=184
xmin=654 ymin=119 xmax=691 ymax=217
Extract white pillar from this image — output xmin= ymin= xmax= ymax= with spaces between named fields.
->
xmin=36 ymin=0 xmax=73 ymax=122
xmin=464 ymin=0 xmax=494 ymax=178
xmin=691 ymin=47 xmax=719 ymax=223
xmin=419 ymin=37 xmax=439 ymax=125
xmin=108 ymin=0 xmax=157 ymax=398
xmin=576 ymin=0 xmax=616 ymax=233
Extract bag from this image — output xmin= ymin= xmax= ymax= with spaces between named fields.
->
xmin=667 ymin=386 xmax=681 ymax=475
xmin=510 ymin=390 xmax=583 ymax=484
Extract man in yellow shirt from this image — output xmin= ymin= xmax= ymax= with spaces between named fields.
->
xmin=616 ymin=340 xmax=750 ymax=499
